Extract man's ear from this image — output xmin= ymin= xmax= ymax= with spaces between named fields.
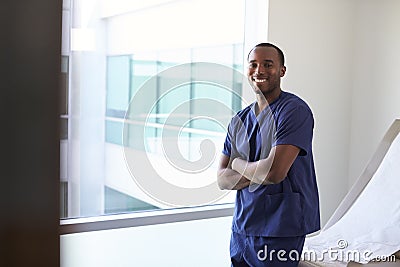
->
xmin=280 ymin=66 xmax=286 ymax=77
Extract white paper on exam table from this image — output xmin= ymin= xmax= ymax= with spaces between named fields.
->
xmin=302 ymin=120 xmax=400 ymax=266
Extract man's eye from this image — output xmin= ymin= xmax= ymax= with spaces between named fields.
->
xmin=249 ymin=63 xmax=257 ymax=68
xmin=265 ymin=63 xmax=272 ymax=68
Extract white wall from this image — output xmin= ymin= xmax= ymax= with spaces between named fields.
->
xmin=268 ymin=0 xmax=355 ymax=225
xmin=61 ymin=216 xmax=232 ymax=267
xmin=348 ymin=0 xmax=400 ymax=186
xmin=268 ymin=0 xmax=400 ymax=225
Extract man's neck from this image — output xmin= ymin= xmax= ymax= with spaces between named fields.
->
xmin=255 ymin=89 xmax=282 ymax=115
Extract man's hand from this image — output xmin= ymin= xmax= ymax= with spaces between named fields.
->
xmin=217 ymin=154 xmax=250 ymax=190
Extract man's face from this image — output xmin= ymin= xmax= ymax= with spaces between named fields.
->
xmin=247 ymin=46 xmax=286 ymax=96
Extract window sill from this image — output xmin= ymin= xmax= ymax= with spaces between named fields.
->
xmin=60 ymin=203 xmax=234 ymax=235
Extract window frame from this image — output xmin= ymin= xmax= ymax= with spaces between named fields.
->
xmin=60 ymin=0 xmax=269 ymax=231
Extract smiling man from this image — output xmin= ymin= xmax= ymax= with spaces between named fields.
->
xmin=217 ymin=43 xmax=320 ymax=266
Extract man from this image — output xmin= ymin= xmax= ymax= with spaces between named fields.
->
xmin=217 ymin=43 xmax=320 ymax=266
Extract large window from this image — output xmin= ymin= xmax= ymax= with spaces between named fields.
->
xmin=60 ymin=0 xmax=260 ymax=219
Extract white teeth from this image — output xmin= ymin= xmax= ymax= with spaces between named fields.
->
xmin=254 ymin=78 xmax=266 ymax=82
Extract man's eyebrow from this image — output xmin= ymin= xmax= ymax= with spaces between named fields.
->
xmin=248 ymin=59 xmax=274 ymax=63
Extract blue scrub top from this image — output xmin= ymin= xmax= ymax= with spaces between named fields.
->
xmin=222 ymin=91 xmax=320 ymax=237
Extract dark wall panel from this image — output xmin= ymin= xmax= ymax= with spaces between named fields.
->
xmin=0 ymin=0 xmax=62 ymax=266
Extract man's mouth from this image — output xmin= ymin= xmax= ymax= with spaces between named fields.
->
xmin=253 ymin=77 xmax=267 ymax=83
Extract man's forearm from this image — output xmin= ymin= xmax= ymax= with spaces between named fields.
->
xmin=217 ymin=168 xmax=250 ymax=190
xmin=231 ymin=157 xmax=274 ymax=185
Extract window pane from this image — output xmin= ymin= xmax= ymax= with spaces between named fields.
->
xmin=106 ymin=55 xmax=130 ymax=117
xmin=104 ymin=186 xmax=158 ymax=214
xmin=60 ymin=56 xmax=69 ymax=115
xmin=61 ymin=0 xmax=245 ymax=218
xmin=105 ymin=120 xmax=123 ymax=145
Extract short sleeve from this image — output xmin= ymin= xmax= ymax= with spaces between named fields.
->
xmin=273 ymin=105 xmax=314 ymax=156
xmin=222 ymin=120 xmax=233 ymax=157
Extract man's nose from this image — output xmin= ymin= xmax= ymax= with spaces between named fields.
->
xmin=256 ymin=64 xmax=265 ymax=74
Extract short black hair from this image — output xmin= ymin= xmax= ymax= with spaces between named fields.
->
xmin=247 ymin=43 xmax=285 ymax=66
